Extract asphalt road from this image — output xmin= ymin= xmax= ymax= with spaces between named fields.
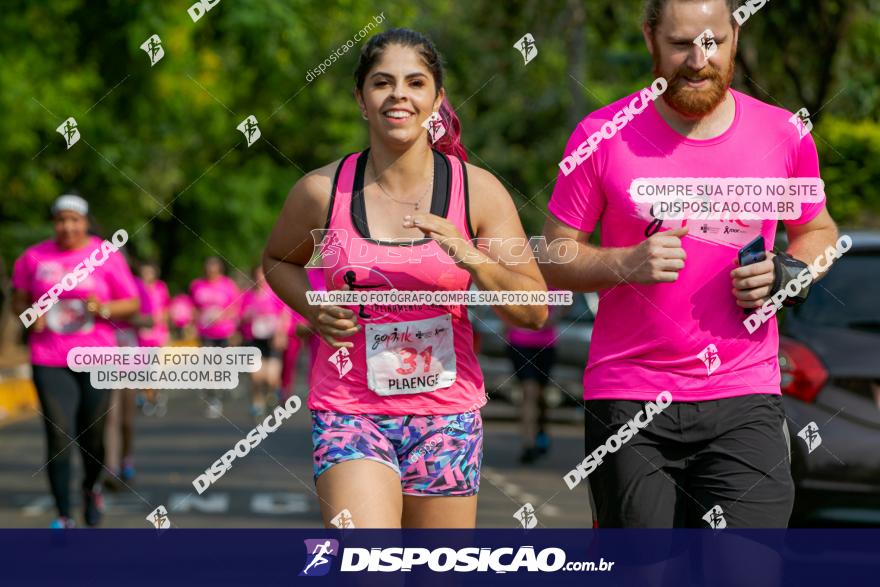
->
xmin=0 ymin=377 xmax=593 ymax=529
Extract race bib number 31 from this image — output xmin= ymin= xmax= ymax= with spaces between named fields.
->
xmin=365 ymin=314 xmax=457 ymax=396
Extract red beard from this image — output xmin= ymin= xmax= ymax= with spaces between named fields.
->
xmin=653 ymin=48 xmax=735 ymax=117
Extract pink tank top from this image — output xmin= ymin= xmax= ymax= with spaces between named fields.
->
xmin=308 ymin=149 xmax=486 ymax=416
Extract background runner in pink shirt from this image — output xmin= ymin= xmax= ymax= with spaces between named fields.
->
xmin=14 ymin=237 xmax=139 ymax=366
xmin=240 ymin=265 xmax=290 ymax=420
xmin=189 ymin=259 xmax=240 ymax=343
xmin=130 ymin=262 xmax=171 ymax=419
xmin=280 ymin=268 xmax=322 ymax=400
xmin=505 ymin=297 xmax=568 ymax=464
xmin=11 ymin=194 xmax=139 ymax=528
xmin=168 ymin=293 xmax=194 ymax=339
xmin=137 ymin=263 xmax=170 ymax=348
xmin=189 ymin=256 xmax=241 ymax=418
xmin=104 ymin=266 xmax=154 ymax=491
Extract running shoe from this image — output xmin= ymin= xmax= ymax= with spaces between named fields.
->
xmin=83 ymin=488 xmax=105 ymax=527
xmin=121 ymin=458 xmax=136 ymax=482
xmin=49 ymin=516 xmax=76 ymax=529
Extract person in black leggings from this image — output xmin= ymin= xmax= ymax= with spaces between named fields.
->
xmin=12 ymin=194 xmax=140 ymax=528
xmin=31 ymin=368 xmax=110 ymax=522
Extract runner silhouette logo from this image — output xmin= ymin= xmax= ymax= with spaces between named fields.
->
xmin=300 ymin=539 xmax=339 ymax=577
xmin=237 ymin=115 xmax=261 ymax=147
xmin=513 ymin=33 xmax=538 ymax=65
xmin=57 ymin=117 xmax=80 ymax=149
xmin=140 ymin=34 xmax=164 ymax=66
xmin=328 ymin=347 xmax=352 ymax=378
xmin=422 ymin=111 xmax=447 ymax=144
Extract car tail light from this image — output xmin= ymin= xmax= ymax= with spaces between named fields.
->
xmin=778 ymin=337 xmax=828 ymax=403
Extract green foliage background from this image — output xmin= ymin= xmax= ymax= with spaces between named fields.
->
xmin=1 ymin=0 xmax=878 ymax=293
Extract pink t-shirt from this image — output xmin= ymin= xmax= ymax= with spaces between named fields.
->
xmin=12 ymin=237 xmax=139 ymax=367
xmin=190 ymin=276 xmax=240 ymax=339
xmin=548 ymin=89 xmax=826 ymax=402
xmin=138 ymin=279 xmax=170 ymax=347
xmin=168 ymin=294 xmax=194 ymax=328
xmin=240 ymin=283 xmax=287 ymax=340
xmin=506 ymin=289 xmax=562 ymax=347
xmin=507 ymin=325 xmax=559 ymax=348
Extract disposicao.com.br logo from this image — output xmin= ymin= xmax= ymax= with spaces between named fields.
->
xmin=299 ymin=540 xmax=613 ymax=575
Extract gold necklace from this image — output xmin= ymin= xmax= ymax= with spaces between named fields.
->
xmin=368 ymin=152 xmax=433 ymax=211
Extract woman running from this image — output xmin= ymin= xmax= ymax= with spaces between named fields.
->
xmin=104 ymin=260 xmax=152 ymax=490
xmin=263 ymin=28 xmax=547 ymax=528
xmin=168 ymin=292 xmax=195 ymax=341
xmin=190 ymin=257 xmax=240 ymax=418
xmin=11 ymin=194 xmax=139 ymax=528
xmin=279 ymin=268 xmax=323 ymax=401
xmin=136 ymin=262 xmax=170 ymax=416
xmin=506 ymin=305 xmax=562 ymax=464
xmin=240 ymin=265 xmax=289 ymax=421
xmin=280 ymin=309 xmax=313 ymax=401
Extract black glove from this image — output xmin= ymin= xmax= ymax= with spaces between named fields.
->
xmin=770 ymin=251 xmax=811 ymax=307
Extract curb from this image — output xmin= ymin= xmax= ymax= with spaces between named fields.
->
xmin=0 ymin=364 xmax=37 ymax=426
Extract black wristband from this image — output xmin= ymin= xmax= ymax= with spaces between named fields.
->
xmin=770 ymin=251 xmax=811 ymax=307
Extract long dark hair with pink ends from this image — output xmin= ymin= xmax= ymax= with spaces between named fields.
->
xmin=354 ymin=28 xmax=468 ymax=162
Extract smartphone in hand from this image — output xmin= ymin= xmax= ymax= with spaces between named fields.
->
xmin=737 ymin=235 xmax=767 ymax=314
xmin=738 ymin=235 xmax=766 ymax=266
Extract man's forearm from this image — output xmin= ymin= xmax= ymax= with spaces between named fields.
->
xmin=543 ymin=241 xmax=632 ymax=292
xmin=786 ymin=224 xmax=839 ymax=284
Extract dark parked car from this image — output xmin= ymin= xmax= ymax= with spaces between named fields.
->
xmin=779 ymin=230 xmax=880 ymax=526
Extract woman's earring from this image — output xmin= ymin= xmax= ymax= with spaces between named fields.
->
xmin=361 ymin=111 xmax=368 ymax=120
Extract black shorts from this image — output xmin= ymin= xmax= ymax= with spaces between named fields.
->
xmin=507 ymin=344 xmax=556 ymax=385
xmin=583 ymin=393 xmax=794 ymax=528
xmin=248 ymin=338 xmax=281 ymax=360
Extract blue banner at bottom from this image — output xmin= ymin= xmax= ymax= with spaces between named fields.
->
xmin=1 ymin=529 xmax=878 ymax=586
